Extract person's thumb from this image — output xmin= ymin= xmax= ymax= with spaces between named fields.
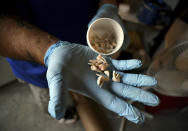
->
xmin=46 ymin=64 xmax=69 ymax=120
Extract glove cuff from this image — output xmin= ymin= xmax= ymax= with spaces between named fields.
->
xmin=44 ymin=40 xmax=69 ymax=66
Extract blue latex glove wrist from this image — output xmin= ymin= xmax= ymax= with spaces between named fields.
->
xmin=89 ymin=4 xmax=129 ymax=49
xmin=44 ymin=41 xmax=159 ymax=124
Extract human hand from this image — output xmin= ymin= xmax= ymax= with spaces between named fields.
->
xmin=44 ymin=41 xmax=159 ymax=124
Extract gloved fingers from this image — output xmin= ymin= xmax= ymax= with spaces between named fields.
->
xmin=111 ymin=59 xmax=142 ymax=71
xmin=117 ymin=71 xmax=157 ymax=87
xmin=110 ymin=82 xmax=159 ymax=106
xmin=93 ymin=88 xmax=145 ymax=124
xmin=48 ymin=97 xmax=67 ymax=120
xmin=47 ymin=68 xmax=69 ymax=120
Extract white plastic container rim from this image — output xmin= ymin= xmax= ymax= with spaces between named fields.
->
xmin=87 ymin=18 xmax=124 ymax=56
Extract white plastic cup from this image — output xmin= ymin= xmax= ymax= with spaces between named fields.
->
xmin=87 ymin=18 xmax=124 ymax=55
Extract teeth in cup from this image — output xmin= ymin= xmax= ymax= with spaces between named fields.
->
xmin=87 ymin=18 xmax=124 ymax=56
xmin=112 ymin=71 xmax=121 ymax=82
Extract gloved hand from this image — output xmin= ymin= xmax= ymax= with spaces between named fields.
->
xmin=44 ymin=41 xmax=159 ymax=124
xmin=89 ymin=4 xmax=129 ymax=49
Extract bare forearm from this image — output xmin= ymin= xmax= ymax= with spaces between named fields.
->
xmin=0 ymin=1 xmax=118 ymax=65
xmin=0 ymin=14 xmax=59 ymax=65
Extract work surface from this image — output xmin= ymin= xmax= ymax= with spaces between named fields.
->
xmin=0 ymin=82 xmax=83 ymax=131
xmin=0 ymin=82 xmax=188 ymax=131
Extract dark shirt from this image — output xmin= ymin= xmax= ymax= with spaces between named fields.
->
xmin=2 ymin=0 xmax=98 ymax=87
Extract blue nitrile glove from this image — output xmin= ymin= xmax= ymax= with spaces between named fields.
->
xmin=89 ymin=4 xmax=129 ymax=49
xmin=44 ymin=41 xmax=159 ymax=124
